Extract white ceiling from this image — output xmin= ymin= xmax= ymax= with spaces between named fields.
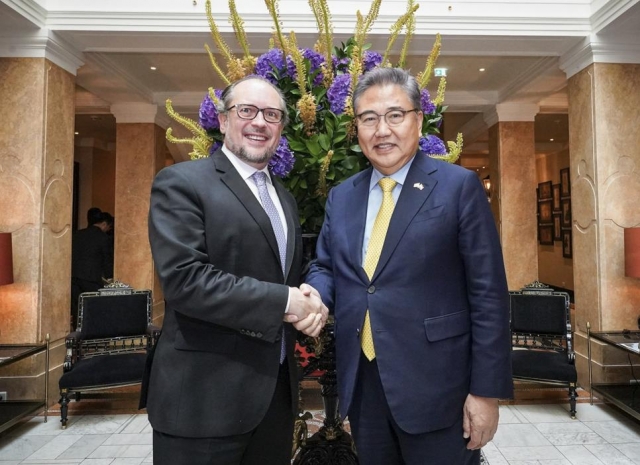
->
xmin=2 ymin=0 xmax=640 ymax=170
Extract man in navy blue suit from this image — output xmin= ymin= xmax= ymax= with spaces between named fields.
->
xmin=306 ymin=67 xmax=512 ymax=464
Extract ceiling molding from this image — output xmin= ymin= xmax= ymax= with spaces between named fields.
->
xmin=560 ymin=35 xmax=640 ymax=77
xmin=0 ymin=0 xmax=46 ymax=28
xmin=484 ymin=103 xmax=539 ymax=127
xmin=0 ymin=29 xmax=84 ymax=75
xmin=110 ymin=102 xmax=158 ymax=124
xmin=590 ymin=0 xmax=640 ymax=33
xmin=81 ymin=52 xmax=154 ymax=102
xmin=498 ymin=56 xmax=559 ymax=102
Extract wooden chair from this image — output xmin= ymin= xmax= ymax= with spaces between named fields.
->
xmin=58 ymin=286 xmax=159 ymax=428
xmin=510 ymin=282 xmax=578 ymax=418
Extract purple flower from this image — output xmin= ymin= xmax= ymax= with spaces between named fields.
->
xmin=363 ymin=51 xmax=382 ymax=73
xmin=208 ymin=140 xmax=222 ymax=155
xmin=419 ymin=135 xmax=446 ymax=154
xmin=302 ymin=48 xmax=326 ymax=86
xmin=269 ymin=137 xmax=295 ymax=177
xmin=327 ymin=74 xmax=352 ymax=114
xmin=332 ymin=56 xmax=350 ymax=73
xmin=199 ymin=89 xmax=223 ymax=131
xmin=255 ymin=49 xmax=287 ymax=84
xmin=420 ymin=89 xmax=436 ymax=114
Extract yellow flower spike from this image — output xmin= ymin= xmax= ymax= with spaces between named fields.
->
xmin=227 ymin=57 xmax=247 ymax=81
xmin=308 ymin=0 xmax=334 ymax=76
xmin=418 ymin=33 xmax=442 ymax=89
xmin=205 ymin=0 xmax=237 ymax=75
xmin=165 ymin=99 xmax=209 ymax=140
xmin=228 ymin=0 xmax=253 ymax=63
xmin=354 ymin=0 xmax=382 ymax=49
xmin=264 ymin=0 xmax=289 ymax=56
xmin=316 ymin=149 xmax=334 ymax=198
xmin=398 ymin=0 xmax=418 ymax=69
xmin=204 ymin=44 xmax=230 ymax=86
xmin=381 ymin=3 xmax=419 ymax=68
xmin=430 ymin=133 xmax=463 ymax=164
xmin=208 ymin=87 xmax=220 ymax=107
xmin=165 ymin=128 xmax=210 ymax=160
xmin=298 ymin=93 xmax=317 ymax=136
xmin=433 ymin=77 xmax=447 ymax=106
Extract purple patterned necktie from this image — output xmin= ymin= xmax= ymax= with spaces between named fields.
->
xmin=251 ymin=171 xmax=287 ymax=363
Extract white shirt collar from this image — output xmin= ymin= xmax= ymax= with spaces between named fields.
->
xmin=222 ymin=144 xmax=271 ymax=183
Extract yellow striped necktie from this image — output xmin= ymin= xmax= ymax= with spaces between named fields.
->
xmin=361 ymin=177 xmax=397 ymax=361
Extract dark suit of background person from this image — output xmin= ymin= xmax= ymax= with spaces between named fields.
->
xmin=70 ymin=210 xmax=113 ymax=327
xmin=144 ymin=76 xmax=326 ymax=465
xmin=306 ymin=68 xmax=512 ymax=465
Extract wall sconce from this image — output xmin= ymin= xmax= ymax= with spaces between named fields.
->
xmin=482 ymin=175 xmax=491 ymax=200
xmin=624 ymin=227 xmax=640 ymax=278
xmin=0 ymin=232 xmax=14 ymax=286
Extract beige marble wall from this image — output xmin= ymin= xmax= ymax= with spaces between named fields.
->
xmin=114 ymin=124 xmax=166 ymax=321
xmin=0 ymin=57 xmax=75 ymax=342
xmin=489 ymin=121 xmax=539 ymax=290
xmin=568 ymin=63 xmax=640 ymax=386
xmin=0 ymin=57 xmax=75 ymax=405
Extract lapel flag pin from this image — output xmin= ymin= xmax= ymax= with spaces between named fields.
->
xmin=413 ymin=182 xmax=424 ymax=190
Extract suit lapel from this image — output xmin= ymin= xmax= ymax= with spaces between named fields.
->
xmin=213 ymin=151 xmax=283 ymax=276
xmin=371 ymin=153 xmax=438 ymax=281
xmin=346 ymin=168 xmax=373 ymax=284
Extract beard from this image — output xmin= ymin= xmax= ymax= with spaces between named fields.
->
xmin=225 ymin=135 xmax=277 ymax=166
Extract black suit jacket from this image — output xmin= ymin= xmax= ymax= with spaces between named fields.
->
xmin=71 ymin=225 xmax=113 ymax=284
xmin=145 ymin=150 xmax=303 ymax=438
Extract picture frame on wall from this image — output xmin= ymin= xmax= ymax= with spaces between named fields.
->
xmin=539 ymin=225 xmax=554 ymax=245
xmin=552 ymin=184 xmax=561 ymax=211
xmin=561 ymin=198 xmax=572 ymax=228
xmin=562 ymin=230 xmax=573 ymax=258
xmin=538 ymin=199 xmax=553 ymax=224
xmin=538 ymin=180 xmax=553 ymax=200
xmin=560 ymin=168 xmax=571 ymax=198
xmin=553 ymin=213 xmax=562 ymax=241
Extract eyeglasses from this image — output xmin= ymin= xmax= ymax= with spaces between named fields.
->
xmin=355 ymin=108 xmax=420 ymax=128
xmin=226 ymin=104 xmax=285 ymax=124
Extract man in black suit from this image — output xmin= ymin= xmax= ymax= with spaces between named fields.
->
xmin=145 ymin=76 xmax=328 ymax=465
xmin=70 ymin=208 xmax=113 ymax=327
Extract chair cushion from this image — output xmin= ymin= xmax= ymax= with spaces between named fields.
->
xmin=512 ymin=350 xmax=577 ymax=383
xmin=59 ymin=353 xmax=146 ymax=390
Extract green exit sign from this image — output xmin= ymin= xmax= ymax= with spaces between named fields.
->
xmin=434 ymin=68 xmax=447 ymax=77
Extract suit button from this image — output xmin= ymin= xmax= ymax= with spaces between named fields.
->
xmin=256 ymin=332 xmax=263 ymax=338
xmin=250 ymin=331 xmax=256 ymax=337
xmin=368 ymin=285 xmax=375 ymax=294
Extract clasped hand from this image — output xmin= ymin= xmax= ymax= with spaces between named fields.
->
xmin=285 ymin=284 xmax=328 ymax=337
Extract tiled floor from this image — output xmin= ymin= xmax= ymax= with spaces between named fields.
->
xmin=0 ymin=403 xmax=639 ymax=464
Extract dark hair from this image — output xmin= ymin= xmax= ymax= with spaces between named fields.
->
xmin=87 ymin=207 xmax=103 ymax=226
xmin=216 ymin=75 xmax=289 ymax=126
xmin=102 ymin=212 xmax=114 ymax=227
xmin=352 ymin=67 xmax=421 ymax=114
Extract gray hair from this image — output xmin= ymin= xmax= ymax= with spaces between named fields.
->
xmin=216 ymin=75 xmax=290 ymax=126
xmin=352 ymin=67 xmax=421 ymax=114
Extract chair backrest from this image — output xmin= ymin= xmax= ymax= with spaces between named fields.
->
xmin=78 ymin=290 xmax=151 ymax=339
xmin=509 ymin=288 xmax=571 ymax=353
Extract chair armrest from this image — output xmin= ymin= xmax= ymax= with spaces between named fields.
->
xmin=146 ymin=325 xmax=161 ymax=346
xmin=64 ymin=331 xmax=82 ymax=372
xmin=65 ymin=331 xmax=82 ymax=347
xmin=568 ymin=351 xmax=576 ymax=364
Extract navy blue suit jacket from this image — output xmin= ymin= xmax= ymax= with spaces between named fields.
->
xmin=306 ymin=151 xmax=513 ymax=434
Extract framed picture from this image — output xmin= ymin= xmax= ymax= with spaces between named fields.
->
xmin=553 ymin=213 xmax=562 ymax=241
xmin=560 ymin=168 xmax=571 ymax=198
xmin=552 ymin=184 xmax=561 ymax=211
xmin=538 ymin=199 xmax=553 ymax=224
xmin=538 ymin=180 xmax=553 ymax=200
xmin=561 ymin=198 xmax=572 ymax=228
xmin=539 ymin=225 xmax=554 ymax=245
xmin=562 ymin=230 xmax=573 ymax=258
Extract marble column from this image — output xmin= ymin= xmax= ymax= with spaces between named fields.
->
xmin=567 ymin=63 xmax=640 ymax=385
xmin=112 ymin=103 xmax=167 ymax=322
xmin=485 ymin=103 xmax=539 ymax=290
xmin=0 ymin=57 xmax=75 ymax=400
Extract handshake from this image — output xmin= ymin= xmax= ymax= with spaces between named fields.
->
xmin=285 ymin=284 xmax=329 ymax=337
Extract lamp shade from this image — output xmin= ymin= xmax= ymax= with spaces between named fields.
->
xmin=0 ymin=232 xmax=13 ymax=285
xmin=624 ymin=227 xmax=640 ymax=278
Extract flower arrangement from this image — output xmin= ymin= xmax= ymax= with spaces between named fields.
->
xmin=166 ymin=0 xmax=463 ymax=234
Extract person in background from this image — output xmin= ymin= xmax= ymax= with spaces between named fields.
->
xmin=144 ymin=75 xmax=328 ymax=465
xmin=101 ymin=211 xmax=115 ymax=268
xmin=70 ymin=208 xmax=113 ymax=328
xmin=305 ymin=67 xmax=512 ymax=465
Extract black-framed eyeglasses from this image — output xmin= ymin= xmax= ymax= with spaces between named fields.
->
xmin=226 ymin=104 xmax=285 ymax=124
xmin=355 ymin=108 xmax=420 ymax=128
